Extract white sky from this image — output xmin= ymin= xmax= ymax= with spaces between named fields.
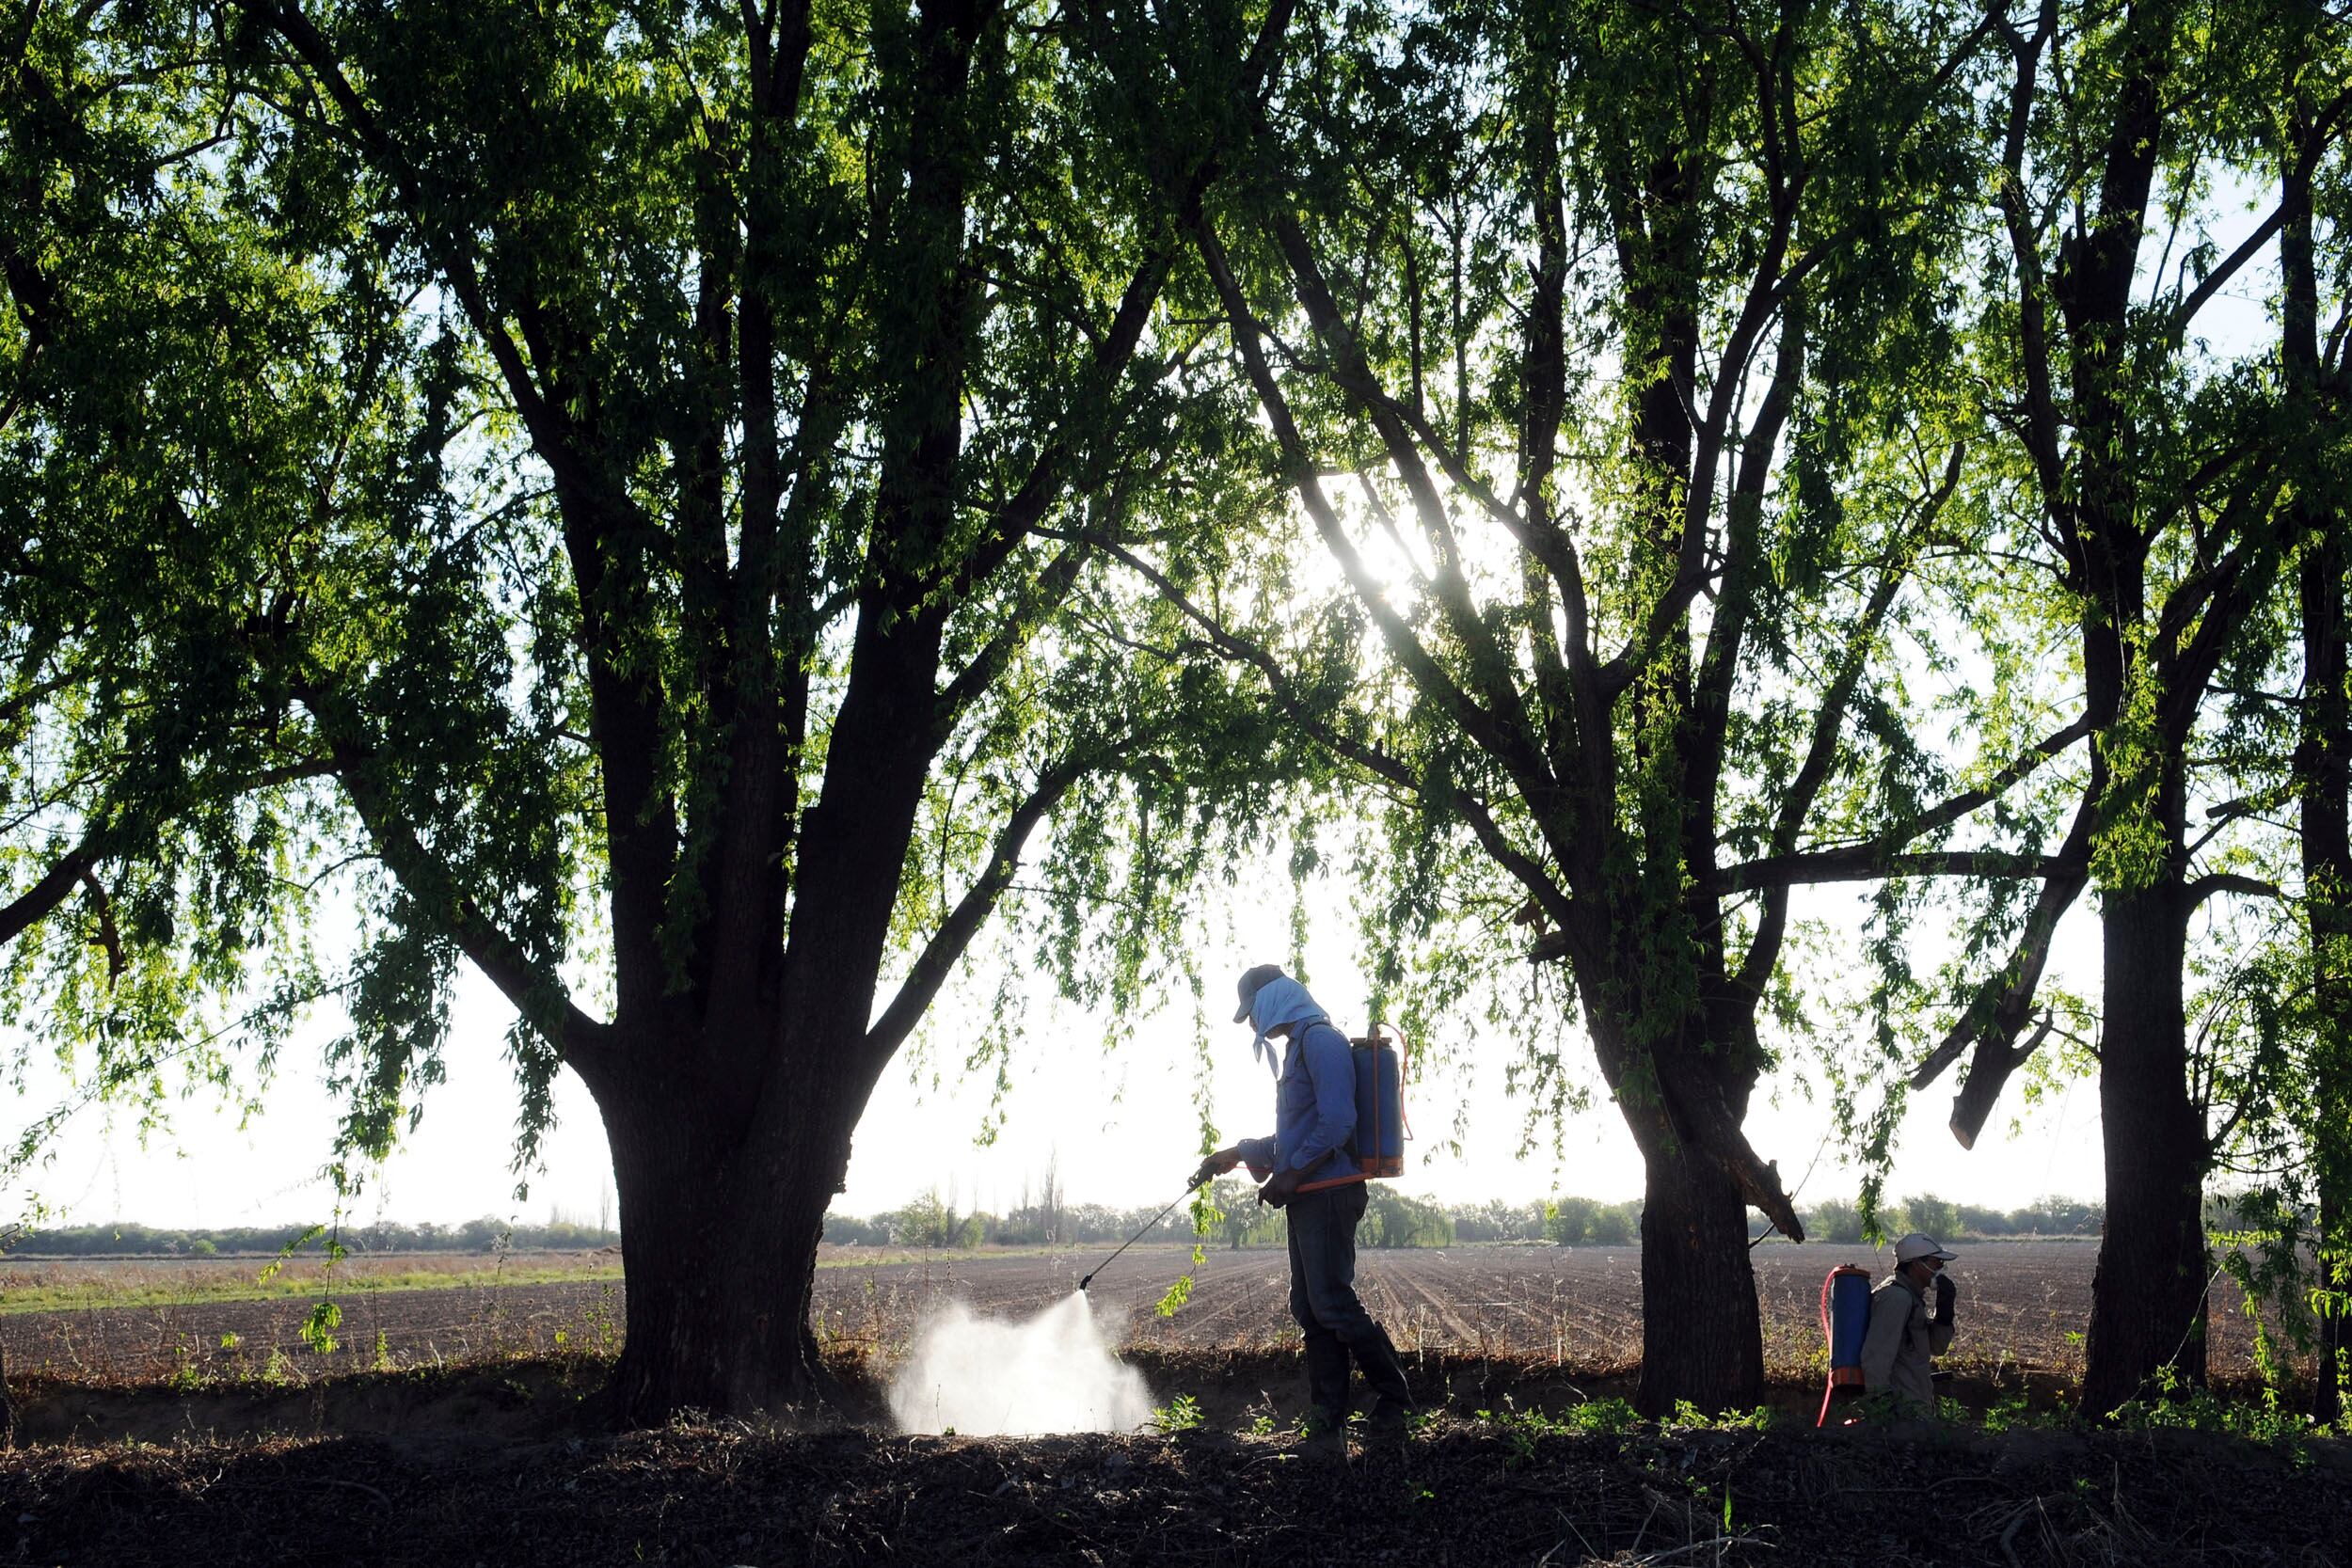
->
xmin=2 ymin=851 xmax=2111 ymax=1232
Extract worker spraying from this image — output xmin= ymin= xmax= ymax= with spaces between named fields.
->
xmin=1860 ymin=1232 xmax=1959 ymax=1417
xmin=1189 ymin=965 xmax=1415 ymax=1463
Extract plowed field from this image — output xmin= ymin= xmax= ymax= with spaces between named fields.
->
xmin=0 ymin=1241 xmax=2274 ymax=1387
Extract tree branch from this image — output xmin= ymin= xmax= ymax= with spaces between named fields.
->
xmin=863 ymin=747 xmax=1096 ymax=1067
xmin=1056 ymin=523 xmax=1577 ymax=936
xmin=2162 ymin=199 xmax=2289 ymax=347
xmin=0 ymin=832 xmax=99 ymax=949
xmin=1909 ymin=793 xmax=2097 ymax=1143
xmin=1188 ymin=214 xmax=1554 ymax=809
xmin=933 ymin=543 xmax=1090 ymax=734
xmin=318 ymin=733 xmax=613 ymax=1070
xmin=2187 ymin=872 xmax=2283 ymax=907
xmin=1708 ymin=712 xmax=2093 ymax=894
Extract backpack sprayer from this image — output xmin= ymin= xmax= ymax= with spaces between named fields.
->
xmin=1078 ymin=1022 xmax=1413 ymax=1291
xmin=1817 ymin=1264 xmax=1872 ymax=1425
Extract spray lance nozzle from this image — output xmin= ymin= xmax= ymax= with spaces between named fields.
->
xmin=1077 ymin=1175 xmax=1212 ymax=1292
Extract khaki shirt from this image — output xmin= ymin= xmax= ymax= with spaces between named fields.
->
xmin=1860 ymin=1274 xmax=1953 ymax=1414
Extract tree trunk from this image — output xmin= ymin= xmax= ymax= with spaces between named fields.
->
xmin=2287 ymin=113 xmax=2348 ymax=1430
xmin=596 ymin=1060 xmax=850 ymax=1424
xmin=1633 ymin=1135 xmax=1764 ymax=1416
xmin=2083 ymin=884 xmax=2210 ymax=1414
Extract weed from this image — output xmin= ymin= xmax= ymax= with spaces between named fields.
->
xmin=2106 ymin=1366 xmax=2326 ymax=1449
xmin=1981 ymin=1387 xmax=2035 ymax=1433
xmin=166 ymin=1341 xmax=203 ymax=1396
xmin=1149 ymin=1393 xmax=1205 ymax=1434
xmin=300 ymin=1300 xmax=342 ymax=1355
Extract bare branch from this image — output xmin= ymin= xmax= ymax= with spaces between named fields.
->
xmin=0 ymin=833 xmax=100 ymax=949
xmin=1708 ymin=712 xmax=2093 ymax=894
xmin=2187 ymin=872 xmax=2284 ymax=906
xmin=863 ymin=749 xmax=1096 ymax=1067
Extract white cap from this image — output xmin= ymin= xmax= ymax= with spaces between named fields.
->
xmin=1895 ymin=1232 xmax=1957 ymax=1264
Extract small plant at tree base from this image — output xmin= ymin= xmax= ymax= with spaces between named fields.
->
xmin=1981 ymin=1388 xmax=2035 ymax=1433
xmin=1150 ymin=1394 xmax=1205 ymax=1434
xmin=2106 ymin=1366 xmax=2324 ymax=1449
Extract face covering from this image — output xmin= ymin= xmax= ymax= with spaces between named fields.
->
xmin=1247 ymin=977 xmax=1328 ymax=1076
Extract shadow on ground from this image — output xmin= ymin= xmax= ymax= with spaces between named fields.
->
xmin=4 ymin=1353 xmax=2349 ymax=1565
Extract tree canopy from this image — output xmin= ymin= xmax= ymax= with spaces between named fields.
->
xmin=3 ymin=0 xmax=2349 ymax=1421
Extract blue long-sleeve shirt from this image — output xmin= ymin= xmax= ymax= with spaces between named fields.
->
xmin=1235 ymin=1020 xmax=1360 ymax=1180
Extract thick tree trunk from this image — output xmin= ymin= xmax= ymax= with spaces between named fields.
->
xmin=2288 ymin=128 xmax=2348 ymax=1429
xmin=2083 ymin=885 xmax=2210 ymax=1414
xmin=1632 ymin=1134 xmax=1765 ymax=1416
xmin=596 ymin=1061 xmax=850 ymax=1425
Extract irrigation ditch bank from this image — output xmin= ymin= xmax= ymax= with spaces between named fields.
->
xmin=0 ymin=1388 xmax=2344 ymax=1566
xmin=0 ymin=1344 xmax=2176 ymax=1449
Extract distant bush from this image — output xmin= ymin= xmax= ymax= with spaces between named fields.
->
xmin=1449 ymin=1200 xmax=1549 ymax=1243
xmin=1363 ymin=1189 xmax=1454 ymax=1248
xmin=1773 ymin=1195 xmax=2106 ymax=1245
xmin=1541 ymin=1196 xmax=1640 ymax=1246
xmin=1899 ymin=1194 xmax=1961 ymax=1241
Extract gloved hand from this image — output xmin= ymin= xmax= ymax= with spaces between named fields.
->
xmin=1258 ymin=1165 xmax=1306 ymax=1209
xmin=1933 ymin=1272 xmax=1956 ymax=1324
xmin=1187 ymin=1147 xmax=1243 ymax=1190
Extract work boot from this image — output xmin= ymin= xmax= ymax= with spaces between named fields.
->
xmin=1297 ymin=1419 xmax=1348 ymax=1465
xmin=1363 ymin=1398 xmax=1414 ymax=1448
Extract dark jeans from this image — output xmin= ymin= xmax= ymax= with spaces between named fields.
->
xmin=1285 ymin=1183 xmax=1413 ymax=1428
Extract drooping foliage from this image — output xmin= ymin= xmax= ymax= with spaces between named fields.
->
xmin=6 ymin=0 xmax=2352 ymax=1426
xmin=1073 ymin=0 xmax=2117 ymax=1412
xmin=3 ymin=0 xmax=1295 ymax=1419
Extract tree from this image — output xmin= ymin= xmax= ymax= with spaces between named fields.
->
xmin=1087 ymin=0 xmax=2074 ymax=1412
xmin=1210 ymin=1176 xmax=1285 ymax=1248
xmin=2282 ymin=7 xmax=2352 ymax=1424
xmin=1363 ymin=1187 xmax=1453 ymax=1248
xmin=5 ymin=0 xmax=1295 ymax=1422
xmin=1905 ymin=0 xmax=2352 ymax=1413
xmin=1898 ymin=1194 xmax=1958 ymax=1241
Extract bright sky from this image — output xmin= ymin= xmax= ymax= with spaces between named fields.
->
xmin=1 ymin=847 xmax=2111 ymax=1233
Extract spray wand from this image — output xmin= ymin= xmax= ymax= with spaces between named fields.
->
xmin=1078 ymin=1176 xmax=1210 ymax=1292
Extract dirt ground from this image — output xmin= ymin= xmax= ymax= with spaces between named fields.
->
xmin=0 ymin=1241 xmax=2343 ymax=1567
xmin=0 ymin=1393 xmax=2344 ymax=1567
